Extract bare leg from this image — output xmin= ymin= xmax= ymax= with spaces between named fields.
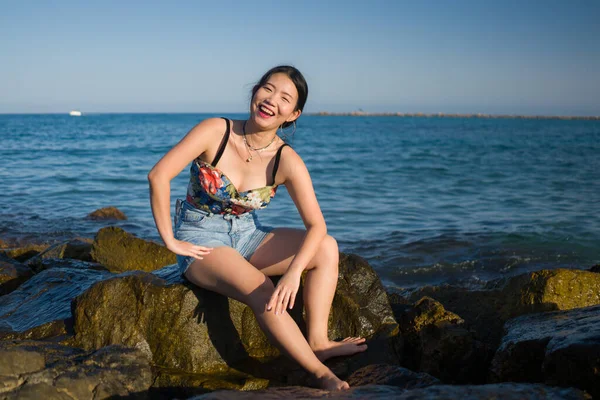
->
xmin=184 ymin=246 xmax=349 ymax=390
xmin=250 ymin=228 xmax=368 ymax=362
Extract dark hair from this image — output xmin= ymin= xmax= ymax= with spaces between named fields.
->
xmin=251 ymin=65 xmax=308 ymax=129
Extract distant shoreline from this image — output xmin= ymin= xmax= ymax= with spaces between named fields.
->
xmin=309 ymin=112 xmax=600 ymax=120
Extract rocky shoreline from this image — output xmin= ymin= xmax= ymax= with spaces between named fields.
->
xmin=0 ymin=207 xmax=598 ymax=399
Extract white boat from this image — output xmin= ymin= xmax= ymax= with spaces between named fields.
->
xmin=69 ymin=110 xmax=82 ymax=116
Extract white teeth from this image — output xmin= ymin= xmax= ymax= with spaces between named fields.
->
xmin=259 ymin=105 xmax=275 ymax=116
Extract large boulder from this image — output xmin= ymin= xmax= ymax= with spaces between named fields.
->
xmin=402 ymin=268 xmax=600 ymax=348
xmin=490 ymin=304 xmax=600 ymax=399
xmin=91 ymin=226 xmax=176 ymax=273
xmin=0 ymin=253 xmax=34 ymax=295
xmin=72 ymin=256 xmax=402 ymax=384
xmin=0 ymin=340 xmax=151 ymax=399
xmin=396 ymin=296 xmax=490 ymax=383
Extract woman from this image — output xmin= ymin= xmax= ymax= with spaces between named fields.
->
xmin=148 ymin=65 xmax=367 ymax=391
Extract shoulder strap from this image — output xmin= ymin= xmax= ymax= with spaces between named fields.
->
xmin=272 ymin=143 xmax=290 ymax=183
xmin=211 ymin=117 xmax=230 ymax=166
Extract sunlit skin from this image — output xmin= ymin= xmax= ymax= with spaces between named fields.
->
xmin=148 ymin=72 xmax=367 ymax=391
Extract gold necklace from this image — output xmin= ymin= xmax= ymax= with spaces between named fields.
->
xmin=242 ymin=120 xmax=276 ymax=162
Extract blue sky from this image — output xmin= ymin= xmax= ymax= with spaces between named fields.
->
xmin=1 ymin=1 xmax=599 ymax=115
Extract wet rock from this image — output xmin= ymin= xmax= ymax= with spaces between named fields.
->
xmin=189 ymin=383 xmax=590 ymax=399
xmin=396 ymin=296 xmax=490 ymax=383
xmin=72 ymin=258 xmax=401 ymax=381
xmin=0 ymin=243 xmax=49 ymax=262
xmin=0 ymin=266 xmax=112 ymax=336
xmin=490 ymin=304 xmax=600 ymax=399
xmin=0 ymin=340 xmax=152 ymax=399
xmin=87 ymin=206 xmax=128 ymax=220
xmin=24 ymin=238 xmax=93 ymax=271
xmin=0 ymin=319 xmax=69 ymax=341
xmin=25 ymin=257 xmax=109 ymax=274
xmin=91 ymin=226 xmax=176 ymax=273
xmin=347 ymin=363 xmax=439 ymax=388
xmin=402 ymin=268 xmax=600 ymax=349
xmin=0 ymin=253 xmax=34 ymax=295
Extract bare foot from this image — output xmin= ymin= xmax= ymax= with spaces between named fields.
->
xmin=311 ymin=337 xmax=368 ymax=362
xmin=313 ymin=368 xmax=350 ymax=391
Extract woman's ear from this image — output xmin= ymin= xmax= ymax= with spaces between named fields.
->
xmin=287 ymin=109 xmax=302 ymax=123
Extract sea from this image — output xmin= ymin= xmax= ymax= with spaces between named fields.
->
xmin=1 ymin=113 xmax=599 ymax=291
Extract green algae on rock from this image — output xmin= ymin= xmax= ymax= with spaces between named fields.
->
xmin=91 ymin=226 xmax=176 ymax=272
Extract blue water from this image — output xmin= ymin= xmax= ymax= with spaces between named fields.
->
xmin=1 ymin=114 xmax=599 ymax=289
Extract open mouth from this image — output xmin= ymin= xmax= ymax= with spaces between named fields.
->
xmin=258 ymin=104 xmax=275 ymax=118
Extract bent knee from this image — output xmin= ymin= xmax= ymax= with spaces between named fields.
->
xmin=245 ymin=276 xmax=275 ymax=310
xmin=322 ymin=234 xmax=339 ymax=257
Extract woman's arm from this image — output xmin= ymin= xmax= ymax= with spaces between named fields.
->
xmin=267 ymin=147 xmax=328 ymax=313
xmin=147 ymin=117 xmax=224 ymax=257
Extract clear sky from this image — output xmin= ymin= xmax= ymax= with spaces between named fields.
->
xmin=1 ymin=0 xmax=599 ymax=115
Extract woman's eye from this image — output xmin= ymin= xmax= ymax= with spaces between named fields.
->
xmin=282 ymin=97 xmax=290 ymax=103
xmin=263 ymin=86 xmax=272 ymax=92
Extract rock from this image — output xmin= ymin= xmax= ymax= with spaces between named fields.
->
xmin=0 ymin=319 xmax=69 ymax=341
xmin=347 ymin=363 xmax=440 ymax=388
xmin=589 ymin=264 xmax=600 ymax=273
xmin=87 ymin=206 xmax=127 ymax=220
xmin=0 ymin=243 xmax=49 ymax=262
xmin=0 ymin=266 xmax=113 ymax=336
xmin=490 ymin=304 xmax=600 ymax=399
xmin=0 ymin=253 xmax=34 ymax=295
xmin=25 ymin=258 xmax=109 ymax=274
xmin=91 ymin=226 xmax=176 ymax=272
xmin=0 ymin=340 xmax=152 ymax=399
xmin=25 ymin=238 xmax=93 ymax=271
xmin=189 ymin=383 xmax=590 ymax=399
xmin=151 ymin=367 xmax=268 ymax=399
xmin=396 ymin=296 xmax=491 ymax=383
xmin=403 ymin=268 xmax=600 ymax=349
xmin=72 ymin=257 xmax=401 ymax=382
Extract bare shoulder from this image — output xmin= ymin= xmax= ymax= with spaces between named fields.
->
xmin=277 ymin=144 xmax=309 ymax=183
xmin=186 ymin=117 xmax=228 ymax=140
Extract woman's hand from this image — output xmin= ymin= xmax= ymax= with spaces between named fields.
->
xmin=267 ymin=269 xmax=302 ymax=315
xmin=167 ymin=239 xmax=212 ymax=260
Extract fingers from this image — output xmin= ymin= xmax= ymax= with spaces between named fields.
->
xmin=181 ymin=243 xmax=212 ymax=260
xmin=267 ymin=288 xmax=280 ymax=312
xmin=267 ymin=287 xmax=297 ymax=315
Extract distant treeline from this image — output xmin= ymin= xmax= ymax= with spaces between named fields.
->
xmin=310 ymin=112 xmax=600 ymax=120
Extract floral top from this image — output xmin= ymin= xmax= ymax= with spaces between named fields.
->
xmin=185 ymin=159 xmax=278 ymax=215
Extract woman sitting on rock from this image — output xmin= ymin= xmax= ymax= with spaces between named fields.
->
xmin=148 ymin=65 xmax=367 ymax=390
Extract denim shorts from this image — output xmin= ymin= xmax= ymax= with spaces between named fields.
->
xmin=173 ymin=199 xmax=273 ymax=276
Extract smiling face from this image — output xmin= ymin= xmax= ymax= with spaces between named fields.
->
xmin=250 ymin=73 xmax=301 ymax=130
